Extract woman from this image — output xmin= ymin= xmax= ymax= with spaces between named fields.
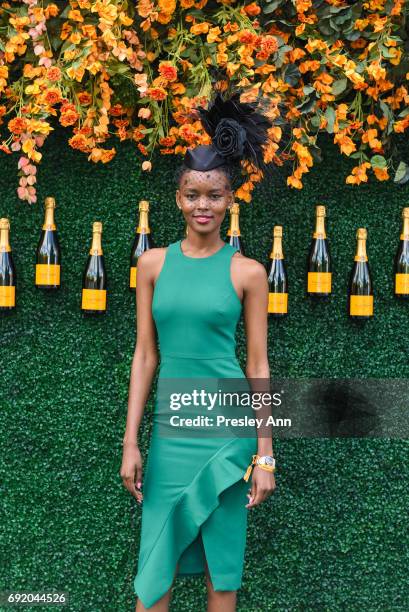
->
xmin=121 ymin=90 xmax=277 ymax=611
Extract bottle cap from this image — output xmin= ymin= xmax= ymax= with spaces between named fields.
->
xmin=139 ymin=200 xmax=150 ymax=211
xmin=316 ymin=205 xmax=326 ymax=216
xmin=0 ymin=218 xmax=10 ymax=230
xmin=402 ymin=207 xmax=409 ymax=218
xmin=45 ymin=196 xmax=56 ymax=208
xmin=356 ymin=227 xmax=367 ymax=240
xmin=230 ymin=203 xmax=240 ymax=214
xmin=93 ymin=221 xmax=103 ymax=233
xmin=273 ymin=226 xmax=283 ymax=237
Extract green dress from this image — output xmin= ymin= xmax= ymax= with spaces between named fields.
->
xmin=133 ymin=238 xmax=257 ymax=609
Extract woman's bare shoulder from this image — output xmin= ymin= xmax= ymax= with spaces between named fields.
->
xmin=136 ymin=247 xmax=168 ymax=281
xmin=231 ymin=251 xmax=267 ymax=282
xmin=137 ymin=246 xmax=168 ymax=265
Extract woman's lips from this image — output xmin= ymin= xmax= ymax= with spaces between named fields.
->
xmin=193 ymin=215 xmax=213 ymax=224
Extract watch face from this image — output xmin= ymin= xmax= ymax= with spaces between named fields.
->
xmin=263 ymin=456 xmax=274 ymax=467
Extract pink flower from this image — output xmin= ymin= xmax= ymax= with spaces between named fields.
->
xmin=27 ymin=174 xmax=36 ymax=185
xmin=18 ymin=156 xmax=29 ymax=169
xmin=19 ymin=176 xmax=28 ymax=187
xmin=34 ymin=44 xmax=45 ymax=56
xmin=17 ymin=186 xmax=28 ymax=199
xmin=11 ymin=141 xmax=21 ymax=151
xmin=39 ymin=57 xmax=52 ymax=68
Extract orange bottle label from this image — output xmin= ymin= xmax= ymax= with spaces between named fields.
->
xmin=308 ymin=272 xmax=332 ymax=293
xmin=81 ymin=288 xmax=106 ymax=310
xmin=350 ymin=295 xmax=373 ymax=316
xmin=36 ymin=263 xmax=60 ymax=285
xmin=129 ymin=266 xmax=137 ymax=288
xmin=0 ymin=285 xmax=15 ymax=307
xmin=395 ymin=273 xmax=409 ymax=294
xmin=268 ymin=292 xmax=288 ymax=313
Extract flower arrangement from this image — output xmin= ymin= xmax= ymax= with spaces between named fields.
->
xmin=0 ymin=0 xmax=408 ymax=204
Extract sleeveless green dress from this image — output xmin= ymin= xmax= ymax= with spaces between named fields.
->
xmin=133 ymin=238 xmax=257 ymax=609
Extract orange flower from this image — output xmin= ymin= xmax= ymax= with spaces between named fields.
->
xmin=207 ymin=26 xmax=221 ymax=44
xmin=138 ymin=142 xmax=148 ymax=155
xmin=287 ymin=175 xmax=303 ymax=189
xmin=69 ymin=133 xmax=90 ymax=152
xmin=334 ymin=133 xmax=356 ymax=156
xmin=362 ymin=129 xmax=382 ymax=149
xmin=60 ymin=109 xmax=79 ymax=127
xmin=158 ymin=61 xmax=178 ymax=82
xmin=158 ymin=0 xmax=176 ymax=14
xmin=147 ymin=86 xmax=167 ymax=100
xmin=78 ymin=92 xmax=92 ymax=105
xmin=47 ymin=66 xmax=61 ymax=82
xmin=244 ymin=2 xmax=261 ymax=16
xmin=43 ymin=89 xmax=62 ymax=105
xmin=238 ymin=30 xmax=258 ymax=45
xmin=88 ymin=147 xmax=116 ymax=163
xmin=373 ymin=166 xmax=389 ymax=181
xmin=8 ymin=117 xmax=28 ymax=135
xmin=190 ymin=22 xmax=210 ymax=35
xmin=68 ymin=9 xmax=84 ymax=22
xmin=345 ymin=162 xmax=371 ymax=185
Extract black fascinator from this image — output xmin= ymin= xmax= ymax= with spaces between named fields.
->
xmin=184 ymin=88 xmax=277 ymax=178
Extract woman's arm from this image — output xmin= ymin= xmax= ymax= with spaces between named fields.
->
xmin=120 ymin=249 xmax=162 ymax=502
xmin=240 ymin=257 xmax=276 ymax=508
xmin=242 ymin=259 xmax=273 ymax=456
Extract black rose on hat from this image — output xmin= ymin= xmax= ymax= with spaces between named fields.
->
xmin=212 ymin=118 xmax=247 ymax=159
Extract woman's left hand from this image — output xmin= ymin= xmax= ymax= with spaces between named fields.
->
xmin=245 ymin=466 xmax=276 ymax=508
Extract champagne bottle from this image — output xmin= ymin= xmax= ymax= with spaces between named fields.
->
xmin=35 ymin=196 xmax=61 ymax=290
xmin=81 ymin=222 xmax=107 ymax=314
xmin=227 ymin=203 xmax=245 ymax=255
xmin=0 ymin=218 xmax=16 ymax=310
xmin=129 ymin=200 xmax=153 ymax=291
xmin=307 ymin=205 xmax=332 ymax=297
xmin=394 ymin=207 xmax=409 ymax=299
xmin=348 ymin=228 xmax=373 ymax=319
xmin=267 ymin=226 xmax=288 ymax=317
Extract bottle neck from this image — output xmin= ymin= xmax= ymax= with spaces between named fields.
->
xmin=90 ymin=233 xmax=103 ymax=255
xmin=313 ymin=215 xmax=326 ymax=239
xmin=227 ymin=212 xmax=240 ymax=237
xmin=354 ymin=238 xmax=368 ymax=262
xmin=43 ymin=206 xmax=56 ymax=230
xmin=400 ymin=216 xmax=409 ymax=240
xmin=270 ymin=236 xmax=283 ymax=259
xmin=0 ymin=228 xmax=11 ymax=252
xmin=137 ymin=210 xmax=150 ymax=233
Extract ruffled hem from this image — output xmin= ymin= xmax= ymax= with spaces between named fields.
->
xmin=133 ymin=436 xmax=255 ymax=609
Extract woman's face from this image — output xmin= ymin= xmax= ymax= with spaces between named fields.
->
xmin=176 ymin=168 xmax=233 ymax=234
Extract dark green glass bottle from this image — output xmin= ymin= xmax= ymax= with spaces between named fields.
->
xmin=307 ymin=205 xmax=332 ymax=298
xmin=0 ymin=218 xmax=16 ymax=311
xmin=81 ymin=222 xmax=107 ymax=315
xmin=129 ymin=200 xmax=153 ymax=291
xmin=394 ymin=207 xmax=409 ymax=299
xmin=348 ymin=228 xmax=373 ymax=319
xmin=267 ymin=225 xmax=288 ymax=317
xmin=35 ymin=196 xmax=61 ymax=290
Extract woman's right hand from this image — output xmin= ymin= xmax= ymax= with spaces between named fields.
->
xmin=120 ymin=442 xmax=143 ymax=504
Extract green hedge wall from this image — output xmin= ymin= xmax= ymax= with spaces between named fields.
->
xmin=1 ymin=127 xmax=408 ymax=611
